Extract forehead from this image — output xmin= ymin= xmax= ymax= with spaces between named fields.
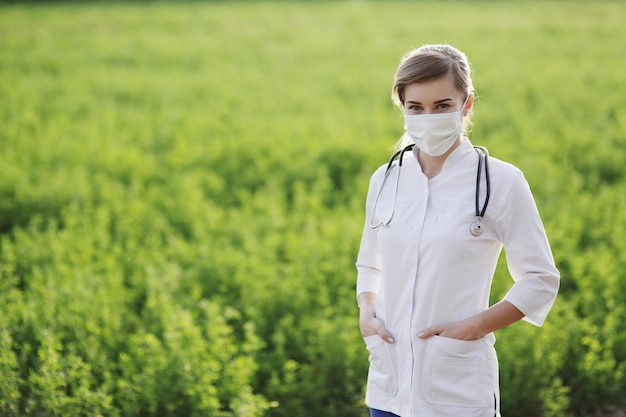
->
xmin=404 ymin=73 xmax=461 ymax=102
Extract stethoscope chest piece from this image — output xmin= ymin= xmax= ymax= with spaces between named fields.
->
xmin=470 ymin=216 xmax=484 ymax=237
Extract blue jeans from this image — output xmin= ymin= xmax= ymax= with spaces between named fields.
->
xmin=370 ymin=409 xmax=400 ymax=417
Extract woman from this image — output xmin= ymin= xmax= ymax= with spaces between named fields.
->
xmin=355 ymin=44 xmax=560 ymax=417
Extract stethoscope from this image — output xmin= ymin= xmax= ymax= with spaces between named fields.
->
xmin=369 ymin=144 xmax=490 ymax=237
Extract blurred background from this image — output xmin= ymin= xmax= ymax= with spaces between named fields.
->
xmin=0 ymin=1 xmax=625 ymax=416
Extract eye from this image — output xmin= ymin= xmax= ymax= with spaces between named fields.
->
xmin=436 ymin=103 xmax=451 ymax=110
xmin=406 ymin=104 xmax=422 ymax=112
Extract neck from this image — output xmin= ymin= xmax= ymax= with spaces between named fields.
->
xmin=417 ymin=138 xmax=462 ymax=179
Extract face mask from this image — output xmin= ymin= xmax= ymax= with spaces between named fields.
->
xmin=404 ymin=99 xmax=468 ymax=156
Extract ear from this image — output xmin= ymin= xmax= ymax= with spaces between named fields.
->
xmin=464 ymin=94 xmax=474 ymax=116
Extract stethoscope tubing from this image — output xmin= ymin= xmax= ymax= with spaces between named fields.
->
xmin=368 ymin=144 xmax=414 ymax=228
xmin=474 ymin=146 xmax=490 ymax=219
xmin=470 ymin=146 xmax=490 ymax=236
xmin=369 ymin=144 xmax=491 ymax=236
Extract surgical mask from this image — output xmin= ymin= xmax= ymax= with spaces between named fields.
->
xmin=404 ymin=100 xmax=467 ymax=156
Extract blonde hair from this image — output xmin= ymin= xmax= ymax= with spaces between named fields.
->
xmin=391 ymin=44 xmax=475 ymax=149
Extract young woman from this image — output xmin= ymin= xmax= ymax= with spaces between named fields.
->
xmin=356 ymin=44 xmax=559 ymax=417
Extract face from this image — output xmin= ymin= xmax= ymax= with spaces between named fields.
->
xmin=403 ymin=73 xmax=472 ymax=116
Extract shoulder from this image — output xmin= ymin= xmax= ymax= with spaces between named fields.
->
xmin=365 ymin=161 xmax=392 ymax=195
xmin=486 ymin=154 xmax=526 ymax=185
xmin=369 ymin=151 xmax=409 ymax=182
xmin=371 ymin=162 xmax=389 ymax=178
xmin=486 ymin=154 xmax=540 ymax=216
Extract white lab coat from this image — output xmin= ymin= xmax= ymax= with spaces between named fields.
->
xmin=356 ymin=139 xmax=559 ymax=417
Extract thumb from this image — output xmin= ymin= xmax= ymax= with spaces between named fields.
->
xmin=372 ymin=318 xmax=394 ymax=344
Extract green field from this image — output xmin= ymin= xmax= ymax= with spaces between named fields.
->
xmin=1 ymin=1 xmax=625 ymax=416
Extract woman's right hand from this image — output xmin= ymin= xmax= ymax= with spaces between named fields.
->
xmin=358 ymin=292 xmax=394 ymax=344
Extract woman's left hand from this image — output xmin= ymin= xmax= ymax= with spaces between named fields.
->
xmin=418 ymin=318 xmax=483 ymax=341
xmin=417 ymin=301 xmax=526 ymax=341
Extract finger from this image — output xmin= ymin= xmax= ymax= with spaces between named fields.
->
xmin=417 ymin=327 xmax=440 ymax=339
xmin=372 ymin=319 xmax=394 ymax=344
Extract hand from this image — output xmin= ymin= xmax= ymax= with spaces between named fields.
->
xmin=418 ymin=318 xmax=482 ymax=341
xmin=359 ymin=305 xmax=394 ymax=344
xmin=418 ymin=301 xmax=525 ymax=341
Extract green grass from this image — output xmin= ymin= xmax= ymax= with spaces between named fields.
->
xmin=1 ymin=1 xmax=625 ymax=416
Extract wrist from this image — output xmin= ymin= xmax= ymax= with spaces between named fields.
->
xmin=359 ymin=304 xmax=376 ymax=317
xmin=357 ymin=292 xmax=377 ymax=309
xmin=465 ymin=316 xmax=485 ymax=339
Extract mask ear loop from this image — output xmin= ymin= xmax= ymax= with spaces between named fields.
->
xmin=462 ymin=94 xmax=474 ymax=116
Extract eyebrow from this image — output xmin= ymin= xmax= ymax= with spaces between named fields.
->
xmin=406 ymin=98 xmax=454 ymax=105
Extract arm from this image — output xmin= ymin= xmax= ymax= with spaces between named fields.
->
xmin=418 ymin=300 xmax=524 ymax=340
xmin=355 ymin=171 xmax=394 ymax=344
xmin=497 ymin=168 xmax=560 ymax=326
xmin=421 ymin=168 xmax=558 ymax=340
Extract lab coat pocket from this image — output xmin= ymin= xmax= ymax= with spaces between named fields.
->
xmin=364 ymin=335 xmax=398 ymax=396
xmin=422 ymin=336 xmax=495 ymax=408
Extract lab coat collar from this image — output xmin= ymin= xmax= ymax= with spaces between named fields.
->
xmin=440 ymin=137 xmax=474 ymax=172
xmin=410 ymin=137 xmax=475 ymax=176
